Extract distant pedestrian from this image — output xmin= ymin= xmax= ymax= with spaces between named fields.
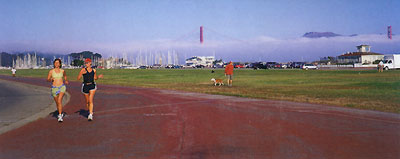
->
xmin=378 ymin=60 xmax=384 ymax=72
xmin=225 ymin=61 xmax=234 ymax=86
xmin=77 ymin=58 xmax=103 ymax=121
xmin=11 ymin=68 xmax=16 ymax=77
xmin=47 ymin=59 xmax=69 ymax=122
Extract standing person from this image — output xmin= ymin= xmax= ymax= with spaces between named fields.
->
xmin=225 ymin=61 xmax=234 ymax=86
xmin=11 ymin=68 xmax=16 ymax=77
xmin=47 ymin=59 xmax=69 ymax=122
xmin=378 ymin=60 xmax=384 ymax=72
xmin=77 ymin=58 xmax=103 ymax=121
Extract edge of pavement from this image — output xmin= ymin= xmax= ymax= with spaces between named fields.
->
xmin=0 ymin=78 xmax=71 ymax=135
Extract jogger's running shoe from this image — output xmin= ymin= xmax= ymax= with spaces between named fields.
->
xmin=88 ymin=113 xmax=93 ymax=121
xmin=58 ymin=114 xmax=63 ymax=122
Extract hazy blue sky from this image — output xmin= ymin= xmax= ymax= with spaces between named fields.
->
xmin=0 ymin=0 xmax=399 ymax=61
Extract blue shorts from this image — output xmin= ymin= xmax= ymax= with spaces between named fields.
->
xmin=51 ymin=84 xmax=66 ymax=97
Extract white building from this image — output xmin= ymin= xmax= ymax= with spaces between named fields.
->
xmin=337 ymin=45 xmax=384 ymax=64
xmin=356 ymin=45 xmax=371 ymax=53
xmin=185 ymin=56 xmax=215 ymax=67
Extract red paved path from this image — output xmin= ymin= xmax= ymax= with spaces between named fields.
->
xmin=0 ymin=75 xmax=399 ymax=159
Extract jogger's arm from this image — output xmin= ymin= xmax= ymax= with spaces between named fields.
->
xmin=47 ymin=70 xmax=53 ymax=82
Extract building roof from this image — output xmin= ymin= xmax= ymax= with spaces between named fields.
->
xmin=339 ymin=52 xmax=383 ymax=57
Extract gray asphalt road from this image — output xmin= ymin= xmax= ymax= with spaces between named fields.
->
xmin=0 ymin=79 xmax=53 ymax=129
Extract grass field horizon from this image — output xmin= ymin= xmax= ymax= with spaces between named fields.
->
xmin=1 ymin=68 xmax=399 ymax=113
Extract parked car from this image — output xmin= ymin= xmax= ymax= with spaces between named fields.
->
xmin=274 ymin=63 xmax=282 ymax=69
xmin=126 ymin=66 xmax=140 ymax=69
xmin=234 ymin=64 xmax=245 ymax=68
xmin=266 ymin=62 xmax=277 ymax=69
xmin=173 ymin=65 xmax=183 ymax=69
xmin=195 ymin=65 xmax=205 ymax=68
xmin=302 ymin=64 xmax=318 ymax=70
xmin=252 ymin=62 xmax=267 ymax=69
xmin=139 ymin=65 xmax=148 ymax=69
xmin=290 ymin=62 xmax=306 ymax=68
xmin=182 ymin=65 xmax=194 ymax=69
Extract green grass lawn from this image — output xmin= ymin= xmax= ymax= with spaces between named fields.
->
xmin=1 ymin=68 xmax=399 ymax=113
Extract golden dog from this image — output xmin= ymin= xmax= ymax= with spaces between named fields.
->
xmin=211 ymin=78 xmax=224 ymax=86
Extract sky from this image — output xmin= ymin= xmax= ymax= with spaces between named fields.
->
xmin=0 ymin=0 xmax=399 ymax=62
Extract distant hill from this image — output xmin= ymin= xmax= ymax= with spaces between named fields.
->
xmin=0 ymin=52 xmax=16 ymax=67
xmin=303 ymin=32 xmax=342 ymax=38
xmin=0 ymin=52 xmax=52 ymax=67
xmin=69 ymin=51 xmax=102 ymax=60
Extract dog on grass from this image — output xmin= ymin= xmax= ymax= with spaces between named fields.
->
xmin=211 ymin=78 xmax=224 ymax=86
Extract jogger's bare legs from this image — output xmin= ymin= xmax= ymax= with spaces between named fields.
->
xmin=84 ymin=90 xmax=96 ymax=115
xmin=53 ymin=97 xmax=59 ymax=114
xmin=84 ymin=94 xmax=89 ymax=110
xmin=53 ymin=92 xmax=64 ymax=115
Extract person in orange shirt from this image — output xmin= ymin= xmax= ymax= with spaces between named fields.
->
xmin=225 ymin=61 xmax=234 ymax=86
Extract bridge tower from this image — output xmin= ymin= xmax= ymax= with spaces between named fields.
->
xmin=200 ymin=26 xmax=204 ymax=44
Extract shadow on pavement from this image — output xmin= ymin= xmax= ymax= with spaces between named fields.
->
xmin=75 ymin=109 xmax=89 ymax=118
xmin=49 ymin=110 xmax=67 ymax=119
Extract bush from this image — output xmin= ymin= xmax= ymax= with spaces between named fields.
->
xmin=372 ymin=60 xmax=381 ymax=64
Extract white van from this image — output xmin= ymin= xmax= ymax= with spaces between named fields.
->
xmin=383 ymin=54 xmax=400 ymax=70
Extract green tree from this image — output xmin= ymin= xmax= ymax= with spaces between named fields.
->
xmin=73 ymin=59 xmax=84 ymax=66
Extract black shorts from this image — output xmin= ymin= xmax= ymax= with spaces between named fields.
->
xmin=81 ymin=83 xmax=97 ymax=94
